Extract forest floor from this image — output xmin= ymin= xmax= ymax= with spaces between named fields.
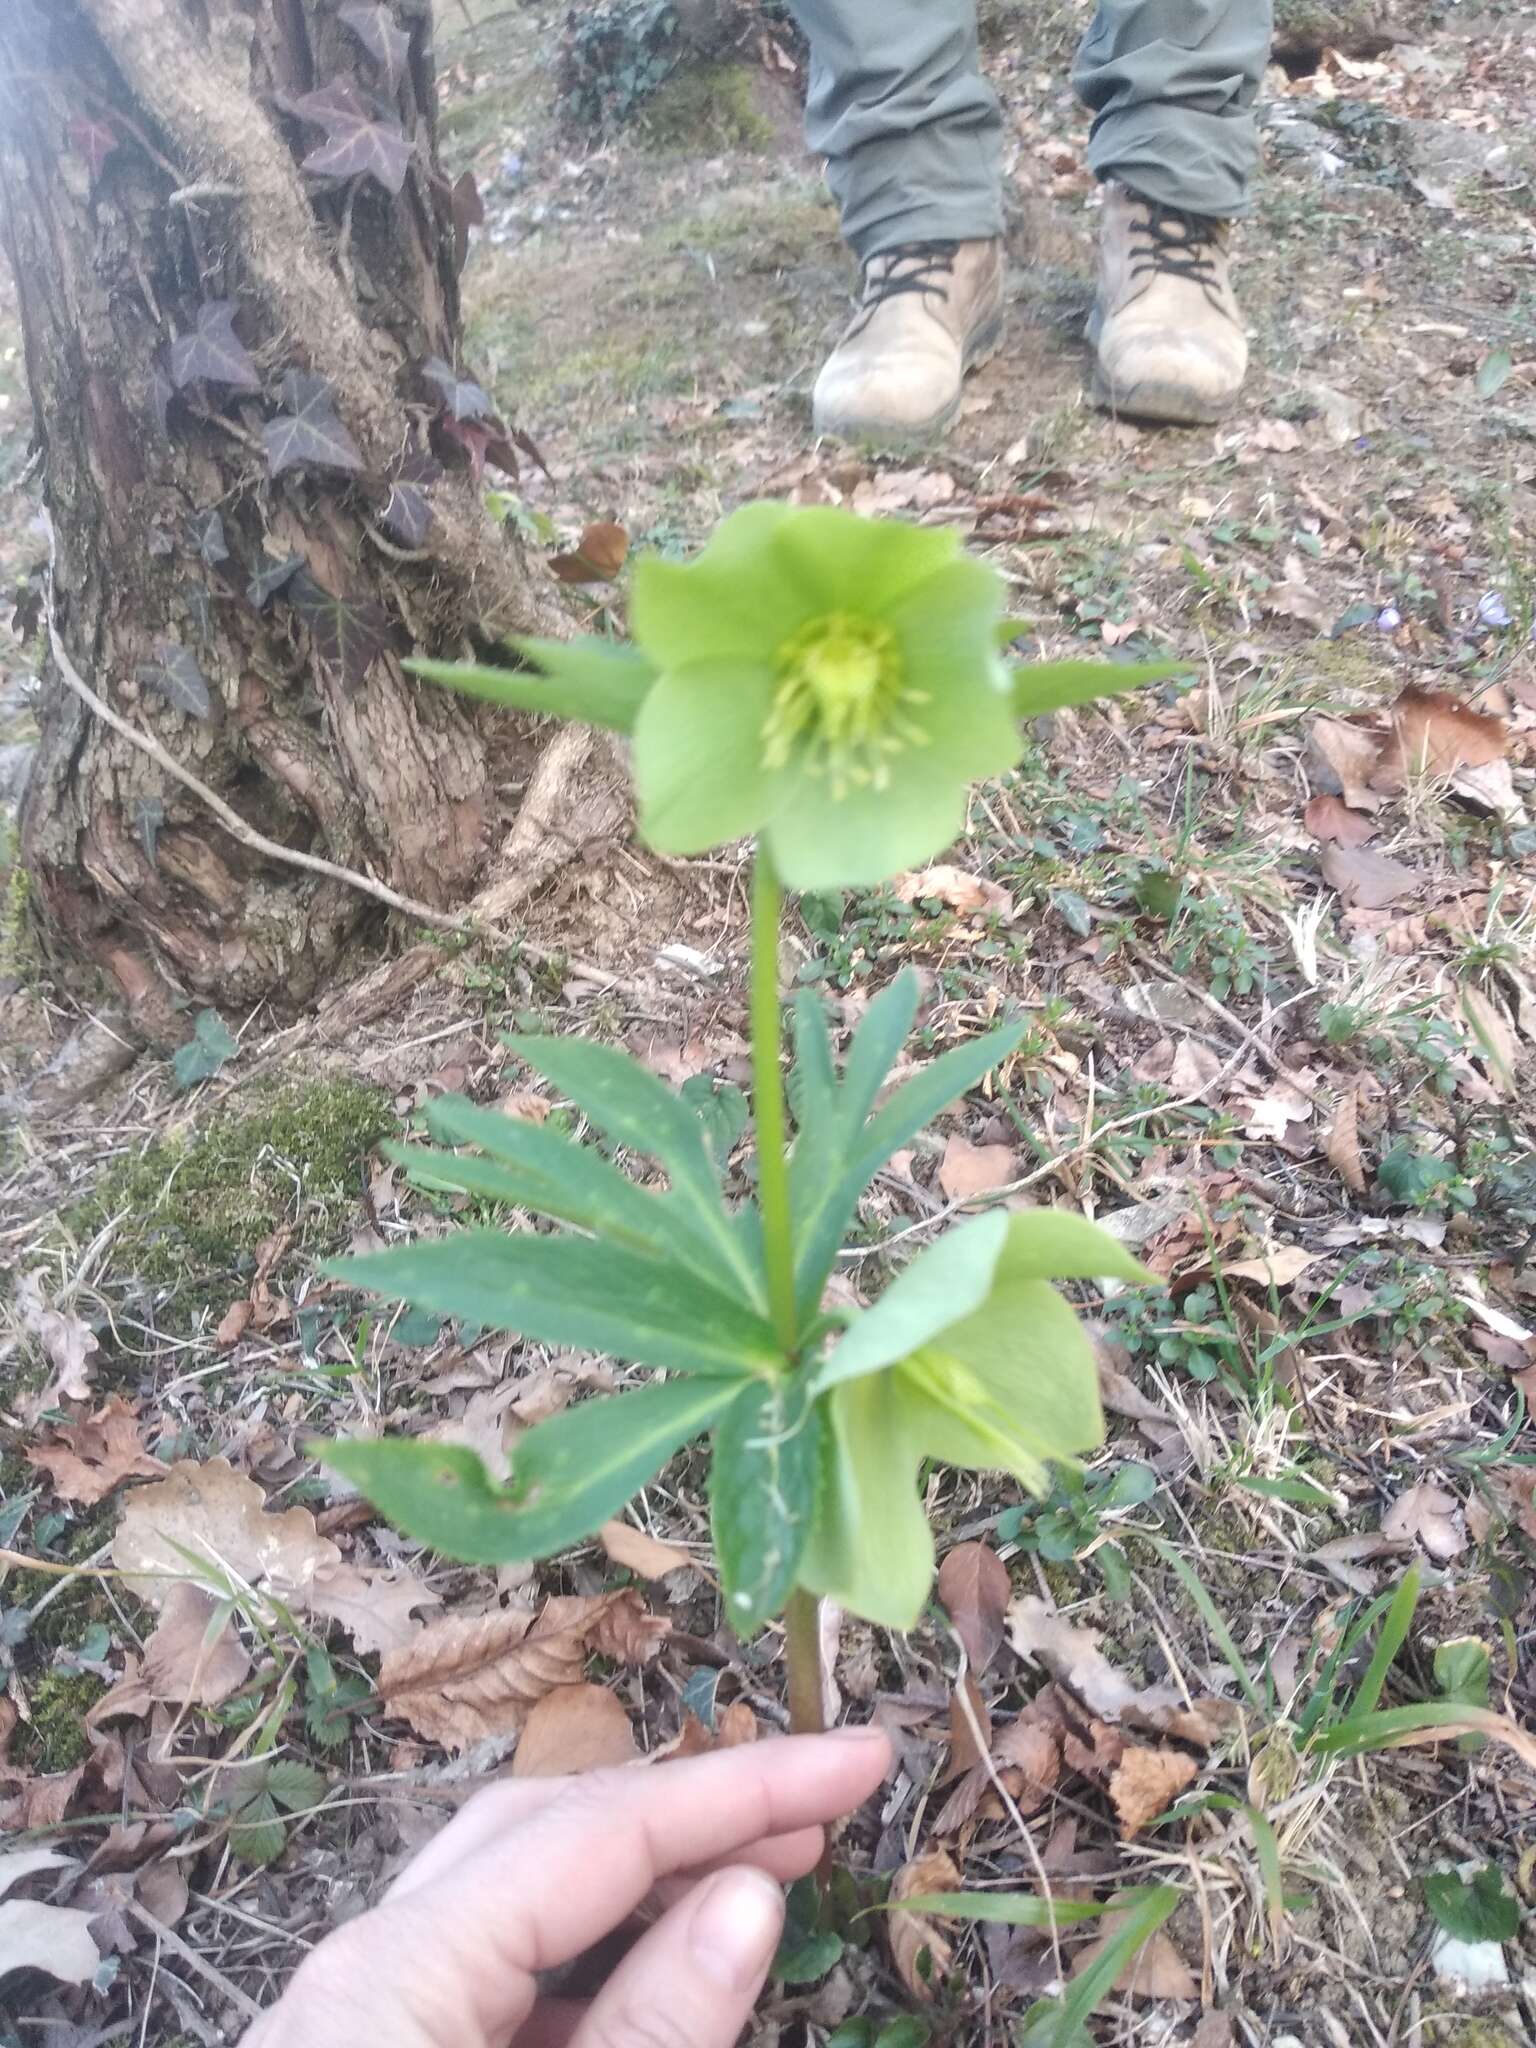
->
xmin=2 ymin=0 xmax=1536 ymax=2042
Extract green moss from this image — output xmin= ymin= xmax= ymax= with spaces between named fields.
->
xmin=66 ymin=1078 xmax=392 ymax=1290
xmin=15 ymin=1671 xmax=106 ymax=1774
xmin=640 ymin=64 xmax=774 ymax=152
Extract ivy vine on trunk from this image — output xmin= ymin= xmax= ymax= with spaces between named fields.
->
xmin=0 ymin=0 xmax=572 ymax=1036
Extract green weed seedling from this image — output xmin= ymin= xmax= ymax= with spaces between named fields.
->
xmin=998 ymin=1459 xmax=1157 ymax=1600
xmin=316 ymin=503 xmax=1180 ymax=1732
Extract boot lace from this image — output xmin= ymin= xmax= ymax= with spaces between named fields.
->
xmin=847 ymin=241 xmax=959 ymax=334
xmin=1128 ymin=205 xmax=1230 ymax=316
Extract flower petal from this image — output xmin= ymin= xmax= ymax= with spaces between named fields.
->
xmin=886 ymin=558 xmax=1021 ymax=777
xmin=992 ymin=1210 xmax=1156 ymax=1288
xmin=762 ymin=765 xmax=971 ymax=891
xmin=771 ymin=506 xmax=964 ymax=615
xmin=632 ymin=659 xmax=778 ymax=854
xmin=630 ymin=503 xmax=814 ymax=668
xmin=797 ymin=1375 xmax=936 ymax=1631
xmin=813 ymin=1212 xmax=1009 ymax=1393
xmin=930 ymin=1276 xmax=1105 ymax=1464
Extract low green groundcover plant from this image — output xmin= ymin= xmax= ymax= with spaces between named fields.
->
xmin=320 ymin=501 xmax=1168 ymax=1728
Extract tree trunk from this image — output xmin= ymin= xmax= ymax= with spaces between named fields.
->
xmin=1 ymin=0 xmax=568 ymax=1034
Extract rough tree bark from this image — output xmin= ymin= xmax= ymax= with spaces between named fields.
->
xmin=0 ymin=0 xmax=572 ymax=1037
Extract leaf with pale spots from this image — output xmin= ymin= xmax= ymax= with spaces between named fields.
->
xmin=297 ymin=80 xmax=413 ymax=194
xmin=383 ymin=453 xmax=441 ymax=547
xmin=263 ymin=372 xmax=363 ymax=477
xmin=169 ymin=301 xmax=261 ymax=394
xmin=288 ymin=572 xmax=391 ymax=689
xmin=136 ymin=642 xmax=212 ymax=719
xmin=709 ymin=1375 xmax=822 ymax=1636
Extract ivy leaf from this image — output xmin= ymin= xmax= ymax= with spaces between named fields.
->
xmin=190 ymin=510 xmax=229 ymax=568
xmin=421 ymin=356 xmax=493 ymax=424
xmin=133 ymin=796 xmax=165 ymax=864
xmin=172 ymin=1008 xmax=240 ymax=1090
xmin=450 ymin=170 xmax=484 ymax=272
xmin=169 ymin=300 xmax=261 ymax=394
xmin=288 ymin=571 xmax=391 ymax=689
xmin=66 ymin=114 xmax=120 ymax=180
xmin=246 ymin=554 xmax=305 ymax=609
xmin=710 ymin=1376 xmax=822 ymax=1636
xmin=136 ymin=642 xmax=212 ymax=719
xmin=338 ymin=3 xmax=412 ymax=92
xmin=1424 ymin=1863 xmax=1519 ymax=1944
xmin=262 ymin=371 xmax=363 ymax=477
xmin=382 ymin=453 xmax=441 ymax=547
xmin=290 ymin=80 xmax=413 ymax=194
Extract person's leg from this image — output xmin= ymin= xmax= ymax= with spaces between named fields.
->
xmin=790 ymin=0 xmax=1005 ymax=259
xmin=788 ymin=0 xmax=1007 ymax=442
xmin=1074 ymin=0 xmax=1272 ymax=421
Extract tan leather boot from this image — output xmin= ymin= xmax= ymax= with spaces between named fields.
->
xmin=1089 ymin=183 xmax=1247 ymax=424
xmin=813 ymin=240 xmax=1006 ymax=445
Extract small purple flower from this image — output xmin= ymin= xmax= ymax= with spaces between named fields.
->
xmin=1377 ymin=604 xmax=1402 ymax=631
xmin=1477 ymin=590 xmax=1512 ymax=629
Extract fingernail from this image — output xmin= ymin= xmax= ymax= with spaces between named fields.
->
xmin=688 ymin=1869 xmax=784 ymax=1992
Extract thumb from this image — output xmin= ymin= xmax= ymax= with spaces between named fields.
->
xmin=567 ymin=1865 xmax=785 ymax=2048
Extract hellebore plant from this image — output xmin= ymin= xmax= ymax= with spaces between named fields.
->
xmin=321 ymin=502 xmax=1165 ymax=1731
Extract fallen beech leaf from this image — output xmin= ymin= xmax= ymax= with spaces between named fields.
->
xmin=142 ymin=1583 xmax=251 ymax=1708
xmin=937 ymin=1542 xmax=1011 ymax=1672
xmin=550 ymin=520 xmax=629 ymax=583
xmin=889 ymin=1848 xmax=959 ymax=2000
xmin=1307 ymin=717 xmax=1384 ymax=811
xmin=1326 ymin=1082 xmax=1366 ymax=1194
xmin=540 ymin=1590 xmax=670 ymax=1666
xmin=1073 ymin=1913 xmax=1198 ymax=1999
xmin=25 ymin=1397 xmax=163 ymax=1505
xmin=15 ymin=1271 xmax=99 ymax=1417
xmin=1319 ymin=844 xmax=1418 ymax=910
xmin=894 ymin=864 xmax=1013 ymax=919
xmin=599 ymin=1519 xmax=692 ymax=1579
xmin=1223 ymin=1245 xmax=1316 ymax=1289
xmin=1108 ymin=1745 xmax=1198 ymax=1836
xmin=0 ymin=1900 xmax=101 ymax=1987
xmin=1381 ymin=1480 xmax=1467 ymax=1562
xmin=1007 ymin=1598 xmax=1138 ymax=1719
xmin=1375 ymin=685 xmax=1506 ymax=788
xmin=511 ymin=1683 xmax=639 ymax=1777
xmin=1303 ymin=794 xmax=1375 ymax=848
xmin=938 ymin=1134 xmax=1019 ymax=1202
xmin=1450 ymin=756 xmax=1524 ymax=823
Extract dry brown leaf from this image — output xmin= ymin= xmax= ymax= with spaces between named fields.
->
xmin=1375 ymin=685 xmax=1506 ymax=787
xmin=134 ymin=1859 xmax=189 ymax=1930
xmin=141 ymin=1583 xmax=251 ymax=1708
xmin=25 ymin=1398 xmax=163 ymax=1505
xmin=716 ymin=1701 xmax=759 ymax=1747
xmin=1381 ymin=1480 xmax=1467 ymax=1562
xmin=1074 ymin=1913 xmax=1199 ymax=2000
xmin=992 ymin=1716 xmax=1061 ymax=1811
xmin=936 ymin=1542 xmax=1010 ymax=1672
xmin=1108 ymin=1745 xmax=1199 ymax=1836
xmin=215 ymin=1299 xmax=252 ymax=1348
xmin=1303 ymin=794 xmax=1375 ymax=848
xmin=1307 ymin=717 xmax=1385 ymax=811
xmin=1223 ymin=1245 xmax=1316 ymax=1289
xmin=1462 ymin=986 xmax=1519 ymax=1094
xmin=894 ymin=864 xmax=1013 ymax=920
xmin=888 ymin=1848 xmax=959 ymax=2000
xmin=1326 ymin=1083 xmax=1366 ymax=1194
xmin=1264 ymin=556 xmax=1330 ymax=631
xmin=1190 ymin=2016 xmax=1236 ymax=2048
xmin=851 ymin=467 xmax=957 ymax=515
xmin=599 ymin=1519 xmax=692 ymax=1579
xmin=943 ymin=1672 xmax=990 ymax=1783
xmin=550 ymin=520 xmax=629 ymax=583
xmin=1242 ymin=1076 xmax=1314 ymax=1143
xmin=1167 ymin=1039 xmax=1223 ymax=1097
xmin=15 ymin=1271 xmax=99 ymax=1418
xmin=511 ymin=1684 xmax=639 ymax=1778
xmin=309 ymin=1562 xmax=440 ymax=1658
xmin=500 ymin=1089 xmax=551 ymax=1123
xmin=938 ymin=1135 xmax=1019 ymax=1202
xmin=380 ymin=1605 xmax=577 ymax=1751
xmin=541 ymin=1590 xmax=670 ymax=1666
xmin=1007 ymin=1598 xmax=1138 ymax=1719
xmin=1319 ymin=843 xmax=1418 ymax=910
xmin=1251 ymin=417 xmax=1301 ymax=452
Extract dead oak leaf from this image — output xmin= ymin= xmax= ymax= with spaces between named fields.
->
xmin=938 ymin=1134 xmax=1019 ymax=1202
xmin=25 ymin=1397 xmax=163 ymax=1505
xmin=993 ymin=1715 xmax=1061 ymax=1811
xmin=888 ymin=1847 xmax=959 ymax=2000
xmin=893 ymin=864 xmax=1013 ymax=920
xmin=1319 ymin=843 xmax=1419 ymax=910
xmin=141 ymin=1583 xmax=251 ymax=1708
xmin=1108 ymin=1745 xmax=1199 ymax=1837
xmin=14 ymin=1270 xmax=99 ymax=1418
xmin=1381 ymin=1480 xmax=1467 ymax=1562
xmin=1007 ymin=1598 xmax=1138 ymax=1719
xmin=511 ymin=1683 xmax=639 ymax=1778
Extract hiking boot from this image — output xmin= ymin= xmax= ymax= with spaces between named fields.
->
xmin=1088 ymin=182 xmax=1247 ymax=424
xmin=813 ymin=239 xmax=1006 ymax=446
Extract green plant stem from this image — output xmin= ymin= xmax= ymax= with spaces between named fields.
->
xmin=785 ymin=1586 xmax=827 ymax=1735
xmin=750 ymin=852 xmax=798 ymax=1355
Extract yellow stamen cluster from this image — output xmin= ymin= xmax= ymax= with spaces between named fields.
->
xmin=762 ymin=612 xmax=929 ymax=798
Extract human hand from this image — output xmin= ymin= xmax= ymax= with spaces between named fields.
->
xmin=243 ymin=1726 xmax=892 ymax=2048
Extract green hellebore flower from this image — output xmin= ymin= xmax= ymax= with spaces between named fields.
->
xmin=797 ymin=1208 xmax=1154 ymax=1631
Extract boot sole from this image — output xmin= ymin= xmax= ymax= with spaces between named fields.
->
xmin=813 ymin=309 xmax=1007 ymax=450
xmin=1085 ymin=303 xmax=1236 ymax=427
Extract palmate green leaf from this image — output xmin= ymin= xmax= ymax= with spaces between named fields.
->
xmin=319 ymin=1378 xmax=737 ymax=1565
xmin=507 ymin=1033 xmax=766 ymax=1313
xmin=397 ymin=1093 xmax=736 ymax=1290
xmin=407 ymin=637 xmax=657 ymax=734
xmin=1424 ymin=1863 xmax=1520 ymax=1944
xmin=1010 ymin=658 xmax=1179 ymax=719
xmin=325 ymin=1229 xmax=782 ymax=1379
xmin=710 ymin=1374 xmax=823 ymax=1636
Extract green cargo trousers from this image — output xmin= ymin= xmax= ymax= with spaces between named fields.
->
xmin=786 ymin=0 xmax=1273 ymax=258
